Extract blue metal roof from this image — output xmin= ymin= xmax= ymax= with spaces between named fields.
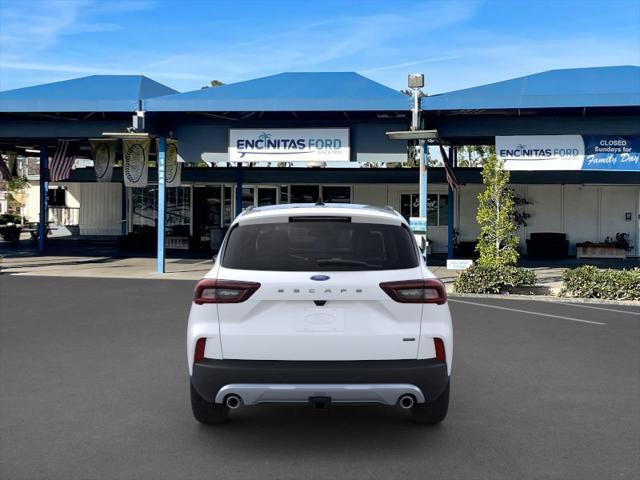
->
xmin=145 ymin=72 xmax=411 ymax=112
xmin=0 ymin=75 xmax=178 ymax=113
xmin=422 ymin=66 xmax=640 ymax=111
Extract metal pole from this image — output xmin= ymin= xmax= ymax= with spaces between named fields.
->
xmin=447 ymin=146 xmax=455 ymax=259
xmin=235 ymin=163 xmax=243 ymax=217
xmin=412 ymin=86 xmax=428 ymax=263
xmin=38 ymin=145 xmax=48 ymax=253
xmin=157 ymin=136 xmax=166 ymax=274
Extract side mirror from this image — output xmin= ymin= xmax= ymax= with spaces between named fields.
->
xmin=212 ymin=254 xmax=217 ymax=263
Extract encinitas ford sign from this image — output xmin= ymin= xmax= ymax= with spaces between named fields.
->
xmin=497 ymin=135 xmax=584 ymax=170
xmin=229 ymin=128 xmax=350 ymax=162
xmin=497 ymin=135 xmax=640 ymax=171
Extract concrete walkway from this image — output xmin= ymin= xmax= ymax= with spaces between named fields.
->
xmin=1 ymin=254 xmax=569 ymax=292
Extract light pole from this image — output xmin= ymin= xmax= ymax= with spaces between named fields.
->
xmin=408 ymin=74 xmax=426 ymax=218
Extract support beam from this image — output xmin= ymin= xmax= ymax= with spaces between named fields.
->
xmin=235 ymin=163 xmax=243 ymax=216
xmin=447 ymin=147 xmax=456 ymax=259
xmin=121 ymin=183 xmax=127 ymax=236
xmin=38 ymin=145 xmax=48 ymax=253
xmin=157 ymin=137 xmax=166 ymax=274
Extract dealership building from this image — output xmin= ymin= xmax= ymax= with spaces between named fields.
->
xmin=1 ymin=65 xmax=639 ymax=262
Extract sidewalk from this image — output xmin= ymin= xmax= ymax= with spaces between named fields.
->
xmin=0 ymin=255 xmax=212 ymax=281
xmin=1 ymin=254 xmax=569 ymax=292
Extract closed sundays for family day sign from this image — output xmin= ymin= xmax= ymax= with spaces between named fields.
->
xmin=229 ymin=128 xmax=350 ymax=162
xmin=496 ymin=135 xmax=640 ymax=171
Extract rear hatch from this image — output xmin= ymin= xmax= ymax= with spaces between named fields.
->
xmin=216 ymin=216 xmax=424 ymax=361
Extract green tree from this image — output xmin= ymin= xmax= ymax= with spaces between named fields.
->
xmin=457 ymin=145 xmax=495 ymax=167
xmin=201 ymin=80 xmax=225 ymax=89
xmin=475 ymin=153 xmax=519 ymax=266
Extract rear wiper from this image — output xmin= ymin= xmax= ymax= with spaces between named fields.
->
xmin=316 ymin=258 xmax=379 ymax=267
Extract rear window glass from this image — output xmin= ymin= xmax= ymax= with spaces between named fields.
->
xmin=221 ymin=221 xmax=419 ymax=271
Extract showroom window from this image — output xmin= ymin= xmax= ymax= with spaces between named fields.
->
xmin=288 ymin=185 xmax=351 ymax=204
xmin=400 ymin=193 xmax=448 ymax=226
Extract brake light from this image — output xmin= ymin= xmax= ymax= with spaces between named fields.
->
xmin=194 ymin=338 xmax=206 ymax=362
xmin=434 ymin=338 xmax=446 ymax=362
xmin=379 ymin=279 xmax=446 ymax=304
xmin=193 ymin=279 xmax=260 ymax=304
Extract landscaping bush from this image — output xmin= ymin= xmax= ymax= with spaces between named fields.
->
xmin=560 ymin=266 xmax=640 ymax=301
xmin=453 ymin=264 xmax=536 ymax=294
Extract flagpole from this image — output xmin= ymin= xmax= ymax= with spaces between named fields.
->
xmin=38 ymin=144 xmax=48 ymax=253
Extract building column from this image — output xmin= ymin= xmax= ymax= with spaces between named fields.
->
xmin=235 ymin=163 xmax=243 ymax=216
xmin=157 ymin=137 xmax=166 ymax=273
xmin=38 ymin=144 xmax=48 ymax=253
xmin=447 ymin=146 xmax=456 ymax=259
xmin=121 ymin=183 xmax=127 ymax=236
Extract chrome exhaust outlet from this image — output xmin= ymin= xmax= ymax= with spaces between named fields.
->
xmin=398 ymin=395 xmax=414 ymax=409
xmin=225 ymin=394 xmax=242 ymax=409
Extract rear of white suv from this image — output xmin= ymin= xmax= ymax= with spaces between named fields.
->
xmin=187 ymin=204 xmax=452 ymax=424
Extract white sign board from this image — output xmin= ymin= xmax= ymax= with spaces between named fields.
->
xmin=409 ymin=216 xmax=427 ymax=233
xmin=447 ymin=259 xmax=473 ymax=270
xmin=496 ymin=135 xmax=584 ymax=170
xmin=229 ymin=128 xmax=350 ymax=163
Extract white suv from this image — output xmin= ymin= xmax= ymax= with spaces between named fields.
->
xmin=187 ymin=203 xmax=452 ymax=424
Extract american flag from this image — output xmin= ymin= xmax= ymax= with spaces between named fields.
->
xmin=49 ymin=140 xmax=77 ymax=182
xmin=0 ymin=155 xmax=12 ymax=181
xmin=439 ymin=145 xmax=458 ymax=190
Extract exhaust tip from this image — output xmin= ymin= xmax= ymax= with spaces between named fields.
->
xmin=398 ymin=395 xmax=414 ymax=409
xmin=225 ymin=394 xmax=242 ymax=409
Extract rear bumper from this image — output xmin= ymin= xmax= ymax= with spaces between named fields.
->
xmin=191 ymin=358 xmax=449 ymax=405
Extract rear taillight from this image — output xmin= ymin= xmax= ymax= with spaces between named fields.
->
xmin=379 ymin=279 xmax=446 ymax=304
xmin=193 ymin=279 xmax=260 ymax=305
xmin=434 ymin=338 xmax=446 ymax=363
xmin=194 ymin=338 xmax=206 ymax=362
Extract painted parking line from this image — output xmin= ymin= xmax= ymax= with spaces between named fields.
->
xmin=448 ymin=298 xmax=607 ymax=326
xmin=551 ymin=302 xmax=640 ymax=316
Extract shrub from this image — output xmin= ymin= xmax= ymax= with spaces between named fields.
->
xmin=560 ymin=266 xmax=640 ymax=301
xmin=453 ymin=264 xmax=536 ymax=294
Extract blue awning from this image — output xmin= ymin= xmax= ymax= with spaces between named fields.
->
xmin=145 ymin=72 xmax=411 ymax=112
xmin=0 ymin=75 xmax=178 ymax=113
xmin=422 ymin=66 xmax=640 ymax=111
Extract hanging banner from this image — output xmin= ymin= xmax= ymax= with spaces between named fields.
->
xmin=156 ymin=138 xmax=181 ymax=187
xmin=496 ymin=135 xmax=584 ymax=170
xmin=122 ymin=138 xmax=150 ymax=187
xmin=89 ymin=139 xmax=116 ymax=182
xmin=497 ymin=135 xmax=640 ymax=171
xmin=229 ymin=128 xmax=350 ymax=163
xmin=582 ymin=136 xmax=640 ymax=171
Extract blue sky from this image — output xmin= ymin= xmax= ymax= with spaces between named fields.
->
xmin=0 ymin=0 xmax=638 ymax=93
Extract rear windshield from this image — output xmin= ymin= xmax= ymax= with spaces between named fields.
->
xmin=221 ymin=221 xmax=419 ymax=271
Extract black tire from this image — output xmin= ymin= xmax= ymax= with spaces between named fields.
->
xmin=190 ymin=383 xmax=229 ymax=425
xmin=410 ymin=381 xmax=449 ymax=425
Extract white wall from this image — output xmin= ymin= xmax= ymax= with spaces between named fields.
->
xmin=458 ymin=184 xmax=640 ymax=257
xmin=78 ymin=183 xmax=122 ymax=235
xmin=352 ymin=184 xmax=388 ymax=207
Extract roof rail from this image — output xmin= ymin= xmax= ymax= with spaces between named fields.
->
xmin=237 ymin=205 xmax=255 ymax=218
xmin=383 ymin=205 xmax=402 ymax=217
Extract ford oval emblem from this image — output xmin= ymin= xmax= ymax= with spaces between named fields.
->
xmin=310 ymin=275 xmax=330 ymax=281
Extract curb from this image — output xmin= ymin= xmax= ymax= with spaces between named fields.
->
xmin=448 ymin=292 xmax=640 ymax=307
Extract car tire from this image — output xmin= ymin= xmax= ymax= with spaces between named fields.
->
xmin=190 ymin=383 xmax=229 ymax=425
xmin=410 ymin=381 xmax=449 ymax=425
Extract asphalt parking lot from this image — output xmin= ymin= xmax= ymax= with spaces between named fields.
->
xmin=1 ymin=275 xmax=638 ymax=480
